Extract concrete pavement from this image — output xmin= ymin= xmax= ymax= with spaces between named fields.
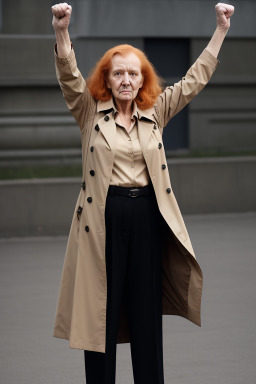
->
xmin=0 ymin=212 xmax=256 ymax=384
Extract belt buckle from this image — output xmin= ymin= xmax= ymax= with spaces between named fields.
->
xmin=129 ymin=188 xmax=140 ymax=198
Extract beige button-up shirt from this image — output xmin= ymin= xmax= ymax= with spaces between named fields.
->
xmin=109 ymin=99 xmax=151 ymax=187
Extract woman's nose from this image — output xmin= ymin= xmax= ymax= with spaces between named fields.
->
xmin=122 ymin=72 xmax=130 ymax=85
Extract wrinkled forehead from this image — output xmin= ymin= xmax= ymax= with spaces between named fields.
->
xmin=110 ymin=52 xmax=142 ymax=71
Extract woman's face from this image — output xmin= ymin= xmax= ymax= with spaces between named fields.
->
xmin=107 ymin=53 xmax=144 ymax=105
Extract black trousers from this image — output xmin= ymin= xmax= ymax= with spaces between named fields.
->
xmin=84 ymin=183 xmax=165 ymax=384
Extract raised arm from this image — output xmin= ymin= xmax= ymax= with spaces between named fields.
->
xmin=51 ymin=3 xmax=94 ymax=132
xmin=52 ymin=3 xmax=72 ymax=57
xmin=206 ymin=3 xmax=235 ymax=58
xmin=156 ymin=3 xmax=235 ymax=129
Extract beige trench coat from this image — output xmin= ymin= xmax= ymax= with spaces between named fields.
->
xmin=53 ymin=45 xmax=219 ymax=352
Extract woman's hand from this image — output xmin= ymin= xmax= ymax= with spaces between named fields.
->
xmin=52 ymin=2 xmax=72 ymax=31
xmin=215 ymin=3 xmax=235 ymax=32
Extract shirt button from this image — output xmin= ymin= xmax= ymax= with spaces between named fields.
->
xmin=85 ymin=226 xmax=90 ymax=232
xmin=166 ymin=188 xmax=171 ymax=194
xmin=95 ymin=124 xmax=99 ymax=131
xmin=90 ymin=170 xmax=95 ymax=176
xmin=104 ymin=115 xmax=110 ymax=122
xmin=90 ymin=146 xmax=94 ymax=152
xmin=128 ymin=151 xmax=133 ymax=154
xmin=158 ymin=143 xmax=162 ymax=149
xmin=87 ymin=197 xmax=92 ymax=203
xmin=153 ymin=125 xmax=157 ymax=130
xmin=162 ymin=164 xmax=166 ymax=170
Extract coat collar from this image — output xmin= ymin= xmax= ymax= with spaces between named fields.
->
xmin=97 ymin=97 xmax=156 ymax=123
xmin=96 ymin=97 xmax=156 ymax=155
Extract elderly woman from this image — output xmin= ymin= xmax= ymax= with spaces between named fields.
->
xmin=51 ymin=3 xmax=234 ymax=384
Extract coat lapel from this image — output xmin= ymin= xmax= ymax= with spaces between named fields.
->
xmin=97 ymin=113 xmax=117 ymax=154
xmin=137 ymin=106 xmax=156 ymax=154
xmin=96 ymin=98 xmax=117 ymax=154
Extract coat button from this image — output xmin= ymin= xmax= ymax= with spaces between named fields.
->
xmin=85 ymin=225 xmax=90 ymax=232
xmin=162 ymin=164 xmax=166 ymax=170
xmin=153 ymin=125 xmax=157 ymax=130
xmin=158 ymin=143 xmax=162 ymax=149
xmin=87 ymin=197 xmax=92 ymax=203
xmin=95 ymin=124 xmax=99 ymax=131
xmin=104 ymin=115 xmax=110 ymax=122
xmin=90 ymin=146 xmax=94 ymax=152
xmin=166 ymin=188 xmax=171 ymax=194
xmin=90 ymin=170 xmax=95 ymax=176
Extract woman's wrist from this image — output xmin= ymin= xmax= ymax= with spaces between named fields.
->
xmin=216 ymin=25 xmax=229 ymax=35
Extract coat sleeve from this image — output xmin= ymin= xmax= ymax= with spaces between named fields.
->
xmin=54 ymin=43 xmax=95 ymax=132
xmin=155 ymin=48 xmax=219 ymax=129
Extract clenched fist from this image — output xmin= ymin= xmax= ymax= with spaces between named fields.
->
xmin=215 ymin=3 xmax=235 ymax=31
xmin=52 ymin=2 xmax=72 ymax=31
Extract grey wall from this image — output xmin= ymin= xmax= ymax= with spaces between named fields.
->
xmin=2 ymin=0 xmax=255 ymax=37
xmin=189 ymin=38 xmax=256 ymax=152
xmin=69 ymin=0 xmax=256 ymax=38
xmin=1 ymin=0 xmax=53 ymax=34
xmin=0 ymin=0 xmax=256 ymax=228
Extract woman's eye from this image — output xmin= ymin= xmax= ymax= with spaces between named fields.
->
xmin=114 ymin=72 xmax=121 ymax=76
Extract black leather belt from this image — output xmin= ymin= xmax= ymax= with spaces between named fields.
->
xmin=108 ymin=183 xmax=154 ymax=198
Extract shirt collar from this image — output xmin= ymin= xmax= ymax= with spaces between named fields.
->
xmin=97 ymin=97 xmax=155 ymax=123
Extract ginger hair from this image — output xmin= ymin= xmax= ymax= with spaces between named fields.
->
xmin=86 ymin=44 xmax=163 ymax=110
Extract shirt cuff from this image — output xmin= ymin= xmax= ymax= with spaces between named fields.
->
xmin=199 ymin=48 xmax=220 ymax=68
